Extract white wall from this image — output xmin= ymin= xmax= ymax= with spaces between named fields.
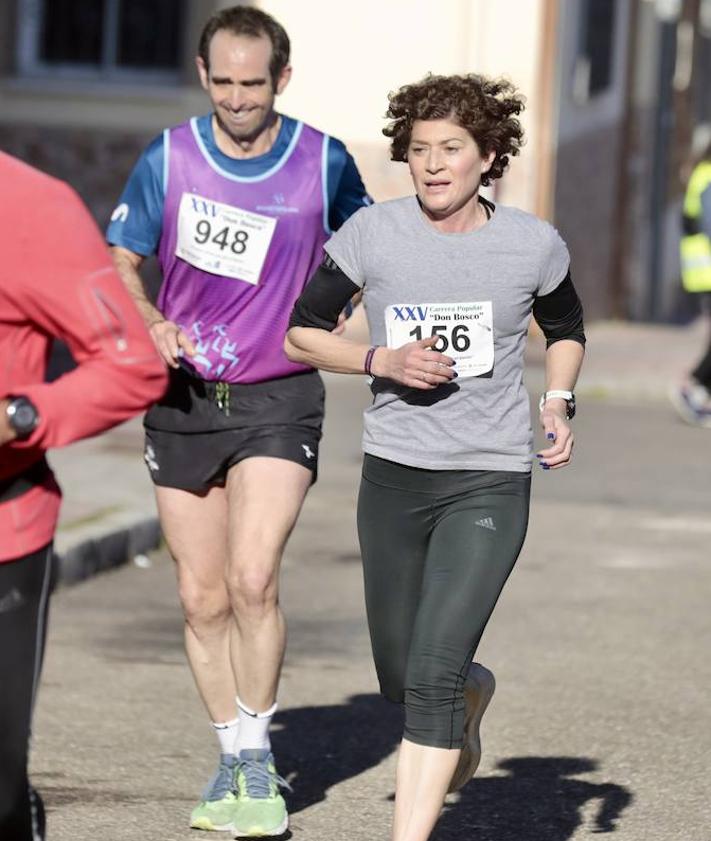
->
xmin=256 ymin=0 xmax=547 ymax=208
xmin=0 ymin=0 xmax=550 ymax=211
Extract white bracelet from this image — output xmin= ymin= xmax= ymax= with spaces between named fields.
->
xmin=539 ymin=390 xmax=575 ymax=417
xmin=541 ymin=390 xmax=573 ymax=403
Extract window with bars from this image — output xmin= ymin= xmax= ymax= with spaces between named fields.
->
xmin=572 ymin=0 xmax=617 ymax=103
xmin=17 ymin=0 xmax=185 ymax=82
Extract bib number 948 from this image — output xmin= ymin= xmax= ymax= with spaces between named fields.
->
xmin=176 ymin=192 xmax=277 ymax=285
xmin=194 ymin=220 xmax=249 ymax=255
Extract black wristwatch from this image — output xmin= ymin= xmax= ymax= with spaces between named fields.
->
xmin=5 ymin=396 xmax=40 ymax=439
xmin=538 ymin=390 xmax=576 ymax=420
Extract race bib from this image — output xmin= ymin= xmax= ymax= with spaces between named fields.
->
xmin=385 ymin=301 xmax=494 ymax=379
xmin=176 ymin=192 xmax=277 ymax=285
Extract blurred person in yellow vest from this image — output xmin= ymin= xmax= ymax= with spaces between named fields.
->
xmin=671 ymin=140 xmax=711 ymax=426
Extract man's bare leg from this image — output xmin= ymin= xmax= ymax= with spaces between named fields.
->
xmin=225 ymin=456 xmax=313 ymax=716
xmin=155 ymin=484 xmax=238 ymax=722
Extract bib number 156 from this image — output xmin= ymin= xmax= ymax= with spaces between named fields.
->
xmin=385 ymin=301 xmax=494 ymax=379
xmin=408 ymin=323 xmax=471 ymax=353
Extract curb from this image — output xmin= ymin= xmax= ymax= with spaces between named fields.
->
xmin=56 ymin=517 xmax=162 ymax=587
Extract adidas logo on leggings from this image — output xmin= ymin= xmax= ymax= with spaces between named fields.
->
xmin=475 ymin=517 xmax=496 ymax=531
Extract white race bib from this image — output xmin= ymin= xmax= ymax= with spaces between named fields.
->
xmin=176 ymin=192 xmax=277 ymax=285
xmin=385 ymin=301 xmax=494 ymax=379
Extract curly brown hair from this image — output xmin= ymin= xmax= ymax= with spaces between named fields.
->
xmin=383 ymin=74 xmax=525 ymax=186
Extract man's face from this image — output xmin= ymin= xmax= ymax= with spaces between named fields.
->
xmin=407 ymin=118 xmax=495 ymax=219
xmin=197 ymin=30 xmax=291 ymax=143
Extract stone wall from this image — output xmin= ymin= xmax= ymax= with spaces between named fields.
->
xmin=1 ymin=122 xmax=163 ymax=299
xmin=0 ymin=122 xmax=154 ymax=227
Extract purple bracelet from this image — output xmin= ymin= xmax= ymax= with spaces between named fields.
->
xmin=364 ymin=345 xmax=379 ymax=376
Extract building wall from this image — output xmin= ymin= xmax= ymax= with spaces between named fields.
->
xmin=256 ymin=0 xmax=548 ymax=208
xmin=552 ymin=0 xmax=633 ymax=320
xmin=0 ymin=1 xmax=550 ymax=219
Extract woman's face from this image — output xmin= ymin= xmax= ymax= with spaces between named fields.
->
xmin=407 ymin=118 xmax=495 ymax=219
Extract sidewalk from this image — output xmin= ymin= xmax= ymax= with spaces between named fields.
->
xmin=528 ymin=317 xmax=708 ymax=402
xmin=50 ymin=318 xmax=709 ymax=586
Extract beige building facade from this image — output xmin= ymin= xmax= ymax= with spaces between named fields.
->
xmin=0 ymin=1 xmax=554 ymax=213
xmin=1 ymin=0 xmax=708 ymax=320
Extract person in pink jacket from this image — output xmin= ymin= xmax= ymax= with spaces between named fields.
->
xmin=0 ymin=151 xmax=167 ymax=840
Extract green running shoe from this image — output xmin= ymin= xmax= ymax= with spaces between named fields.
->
xmin=190 ymin=753 xmax=239 ymax=831
xmin=448 ymin=662 xmax=496 ymax=793
xmin=232 ymin=749 xmax=290 ymax=838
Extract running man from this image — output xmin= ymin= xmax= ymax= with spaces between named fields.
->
xmin=106 ymin=6 xmax=369 ymax=836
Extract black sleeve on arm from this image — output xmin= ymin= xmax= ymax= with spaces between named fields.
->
xmin=289 ymin=254 xmax=361 ymax=331
xmin=533 ymin=270 xmax=586 ymax=348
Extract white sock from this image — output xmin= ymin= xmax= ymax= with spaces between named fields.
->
xmin=212 ymin=716 xmax=239 ymax=756
xmin=235 ymin=696 xmax=277 ymax=753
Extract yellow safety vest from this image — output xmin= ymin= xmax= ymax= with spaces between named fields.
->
xmin=681 ymin=160 xmax=711 ymax=292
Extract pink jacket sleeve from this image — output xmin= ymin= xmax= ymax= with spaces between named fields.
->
xmin=8 ymin=181 xmax=167 ymax=449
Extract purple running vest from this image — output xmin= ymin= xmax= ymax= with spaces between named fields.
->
xmin=157 ymin=117 xmax=329 ymax=383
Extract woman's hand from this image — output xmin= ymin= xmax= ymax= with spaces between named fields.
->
xmin=372 ymin=336 xmax=456 ymax=390
xmin=537 ymin=399 xmax=574 ymax=469
xmin=149 ymin=320 xmax=197 ymax=369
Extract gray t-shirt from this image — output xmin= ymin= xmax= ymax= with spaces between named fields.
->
xmin=324 ymin=196 xmax=570 ymax=472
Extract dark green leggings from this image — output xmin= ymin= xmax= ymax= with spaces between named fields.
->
xmin=357 ymin=455 xmax=531 ymax=749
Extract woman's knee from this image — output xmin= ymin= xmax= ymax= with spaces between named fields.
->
xmin=378 ymin=672 xmax=406 ymax=705
xmin=372 ymin=641 xmax=409 ymax=703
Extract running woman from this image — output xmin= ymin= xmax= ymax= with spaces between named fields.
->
xmin=107 ymin=6 xmax=369 ymax=837
xmin=286 ymin=74 xmax=586 ymax=841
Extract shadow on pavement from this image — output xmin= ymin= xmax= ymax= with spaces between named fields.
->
xmin=271 ymin=693 xmax=403 ymax=814
xmin=433 ymin=756 xmax=633 ymax=841
xmin=272 ymin=701 xmax=632 ymax=840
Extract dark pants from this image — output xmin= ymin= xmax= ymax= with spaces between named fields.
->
xmin=692 ymin=293 xmax=711 ymax=389
xmin=357 ymin=456 xmax=531 ymax=749
xmin=0 ymin=545 xmax=53 ymax=841
xmin=691 ymin=336 xmax=711 ymax=389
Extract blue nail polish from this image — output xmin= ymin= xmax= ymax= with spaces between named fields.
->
xmin=546 ymin=433 xmax=556 ymax=440
xmin=541 ymin=464 xmax=550 ymax=470
xmin=535 ymin=454 xmax=543 ymax=459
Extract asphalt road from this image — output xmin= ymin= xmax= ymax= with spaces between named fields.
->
xmin=31 ymin=374 xmax=711 ymax=841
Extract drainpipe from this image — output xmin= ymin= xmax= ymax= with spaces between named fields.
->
xmin=648 ymin=0 xmax=681 ymax=319
xmin=534 ymin=0 xmax=560 ymax=222
xmin=609 ymin=0 xmax=639 ymax=318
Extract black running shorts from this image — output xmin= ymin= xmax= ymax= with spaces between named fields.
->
xmin=143 ymin=367 xmax=324 ymax=492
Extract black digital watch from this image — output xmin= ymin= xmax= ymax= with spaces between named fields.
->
xmin=5 ymin=396 xmax=40 ymax=439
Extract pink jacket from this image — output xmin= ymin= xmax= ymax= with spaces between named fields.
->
xmin=0 ymin=152 xmax=167 ymax=562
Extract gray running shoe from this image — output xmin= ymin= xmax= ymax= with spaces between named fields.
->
xmin=669 ymin=382 xmax=711 ymax=427
xmin=232 ymin=749 xmax=291 ymax=837
xmin=190 ymin=753 xmax=239 ymax=831
xmin=448 ymin=662 xmax=496 ymax=793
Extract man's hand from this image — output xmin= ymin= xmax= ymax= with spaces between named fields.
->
xmin=0 ymin=399 xmax=17 ymax=446
xmin=371 ymin=336 xmax=456 ymax=389
xmin=149 ymin=320 xmax=197 ymax=369
xmin=537 ymin=398 xmax=574 ymax=469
